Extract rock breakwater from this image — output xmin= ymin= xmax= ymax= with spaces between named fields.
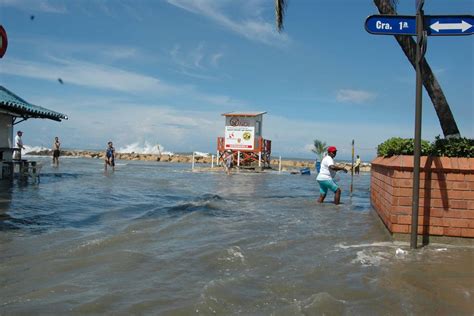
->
xmin=26 ymin=149 xmax=371 ymax=172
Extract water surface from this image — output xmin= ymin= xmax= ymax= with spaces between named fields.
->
xmin=1 ymin=158 xmax=473 ymax=314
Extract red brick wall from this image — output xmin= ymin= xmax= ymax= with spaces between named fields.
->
xmin=370 ymin=156 xmax=474 ymax=238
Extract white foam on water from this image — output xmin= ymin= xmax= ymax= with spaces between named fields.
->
xmin=23 ymin=145 xmax=50 ymax=154
xmin=194 ymin=151 xmax=210 ymax=157
xmin=335 ymin=241 xmax=408 ymax=250
xmin=352 ymin=249 xmax=390 ymax=267
xmin=395 ymin=248 xmax=408 ymax=257
xmin=117 ymin=141 xmax=173 ymax=155
xmin=218 ymin=246 xmax=245 ymax=263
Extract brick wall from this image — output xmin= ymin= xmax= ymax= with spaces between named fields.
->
xmin=370 ymin=156 xmax=474 ymax=238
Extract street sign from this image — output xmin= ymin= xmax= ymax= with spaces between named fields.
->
xmin=365 ymin=15 xmax=473 ymax=36
xmin=365 ymin=15 xmax=416 ymax=35
xmin=426 ymin=15 xmax=473 ymax=36
xmin=0 ymin=25 xmax=7 ymax=58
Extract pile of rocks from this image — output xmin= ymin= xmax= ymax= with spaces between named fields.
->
xmin=26 ymin=150 xmax=371 ymax=172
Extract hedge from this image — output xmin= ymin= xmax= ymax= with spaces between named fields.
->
xmin=377 ymin=136 xmax=474 ymax=158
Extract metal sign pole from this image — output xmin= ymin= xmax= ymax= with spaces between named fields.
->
xmin=411 ymin=0 xmax=426 ymax=249
xmin=350 ymin=139 xmax=354 ymax=196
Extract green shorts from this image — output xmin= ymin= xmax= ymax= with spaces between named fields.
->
xmin=317 ymin=179 xmax=339 ymax=195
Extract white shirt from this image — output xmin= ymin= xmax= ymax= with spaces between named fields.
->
xmin=316 ymin=155 xmax=336 ymax=181
xmin=355 ymin=157 xmax=361 ymax=167
xmin=15 ymin=135 xmax=23 ymax=149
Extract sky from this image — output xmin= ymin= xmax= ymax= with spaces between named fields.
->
xmin=0 ymin=0 xmax=472 ymax=160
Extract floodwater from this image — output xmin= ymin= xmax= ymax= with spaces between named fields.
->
xmin=0 ymin=157 xmax=473 ymax=315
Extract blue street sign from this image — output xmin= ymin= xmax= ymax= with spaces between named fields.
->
xmin=365 ymin=15 xmax=416 ymax=36
xmin=426 ymin=15 xmax=473 ymax=36
xmin=365 ymin=15 xmax=473 ymax=36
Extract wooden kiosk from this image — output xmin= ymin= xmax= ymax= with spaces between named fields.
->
xmin=217 ymin=112 xmax=271 ymax=169
xmin=0 ymin=86 xmax=68 ymax=180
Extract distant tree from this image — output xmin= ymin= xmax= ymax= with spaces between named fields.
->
xmin=311 ymin=139 xmax=328 ymax=161
xmin=275 ymin=0 xmax=461 ymax=139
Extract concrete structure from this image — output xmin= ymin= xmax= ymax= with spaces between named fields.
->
xmin=371 ymin=155 xmax=474 ymax=241
xmin=217 ymin=112 xmax=271 ymax=169
xmin=0 ymin=86 xmax=68 ymax=179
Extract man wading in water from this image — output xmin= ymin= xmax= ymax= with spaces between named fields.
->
xmin=316 ymin=146 xmax=347 ymax=205
xmin=104 ymin=141 xmax=115 ymax=172
xmin=52 ymin=136 xmax=61 ymax=167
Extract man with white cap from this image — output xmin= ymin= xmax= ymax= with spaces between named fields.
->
xmin=316 ymin=146 xmax=347 ymax=205
xmin=13 ymin=130 xmax=25 ymax=160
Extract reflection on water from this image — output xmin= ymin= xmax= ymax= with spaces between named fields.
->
xmin=0 ymin=157 xmax=473 ymax=314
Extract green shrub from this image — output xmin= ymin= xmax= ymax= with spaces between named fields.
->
xmin=431 ymin=136 xmax=474 ymax=158
xmin=377 ymin=137 xmax=431 ymax=157
xmin=377 ymin=136 xmax=474 ymax=158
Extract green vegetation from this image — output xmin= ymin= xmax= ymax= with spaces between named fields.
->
xmin=377 ymin=136 xmax=474 ymax=158
xmin=430 ymin=136 xmax=474 ymax=158
xmin=311 ymin=139 xmax=328 ymax=161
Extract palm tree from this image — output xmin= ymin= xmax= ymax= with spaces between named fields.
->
xmin=275 ymin=0 xmax=461 ymax=139
xmin=311 ymin=139 xmax=328 ymax=161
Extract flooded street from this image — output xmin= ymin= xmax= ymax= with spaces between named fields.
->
xmin=1 ymin=158 xmax=473 ymax=314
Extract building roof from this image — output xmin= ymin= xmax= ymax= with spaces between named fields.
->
xmin=222 ymin=111 xmax=267 ymax=117
xmin=0 ymin=86 xmax=68 ymax=121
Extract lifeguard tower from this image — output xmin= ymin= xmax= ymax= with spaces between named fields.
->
xmin=0 ymin=86 xmax=68 ymax=180
xmin=217 ymin=112 xmax=271 ymax=169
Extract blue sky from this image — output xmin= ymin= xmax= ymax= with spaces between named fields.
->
xmin=0 ymin=0 xmax=472 ymax=160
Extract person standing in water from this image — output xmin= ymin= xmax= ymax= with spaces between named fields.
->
xmin=52 ymin=136 xmax=61 ymax=167
xmin=14 ymin=131 xmax=25 ymax=160
xmin=224 ymin=150 xmax=233 ymax=175
xmin=316 ymin=146 xmax=347 ymax=205
xmin=104 ymin=141 xmax=115 ymax=172
xmin=354 ymin=155 xmax=361 ymax=175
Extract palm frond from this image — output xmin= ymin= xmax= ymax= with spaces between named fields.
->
xmin=275 ymin=0 xmax=287 ymax=32
xmin=311 ymin=139 xmax=328 ymax=160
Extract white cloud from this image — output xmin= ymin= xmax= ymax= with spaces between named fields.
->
xmin=167 ymin=0 xmax=289 ymax=46
xmin=1 ymin=57 xmax=177 ymax=94
xmin=263 ymin=114 xmax=420 ymax=159
xmin=103 ymin=47 xmax=139 ymax=60
xmin=21 ymin=96 xmax=223 ymax=152
xmin=0 ymin=0 xmax=67 ymax=13
xmin=210 ymin=53 xmax=223 ymax=67
xmin=168 ymin=43 xmax=228 ymax=80
xmin=1 ymin=57 xmax=244 ymax=107
xmin=19 ymin=94 xmax=443 ymax=160
xmin=170 ymin=43 xmax=224 ymax=70
xmin=336 ymin=89 xmax=376 ymax=104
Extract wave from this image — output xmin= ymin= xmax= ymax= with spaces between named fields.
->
xmin=194 ymin=151 xmax=210 ymax=157
xmin=117 ymin=141 xmax=174 ymax=155
xmin=23 ymin=145 xmax=50 ymax=154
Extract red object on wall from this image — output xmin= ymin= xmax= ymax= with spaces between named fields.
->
xmin=0 ymin=25 xmax=8 ymax=58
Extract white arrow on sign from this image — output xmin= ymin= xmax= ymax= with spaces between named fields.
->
xmin=430 ymin=20 xmax=472 ymax=32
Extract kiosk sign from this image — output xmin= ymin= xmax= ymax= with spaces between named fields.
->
xmin=225 ymin=126 xmax=254 ymax=150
